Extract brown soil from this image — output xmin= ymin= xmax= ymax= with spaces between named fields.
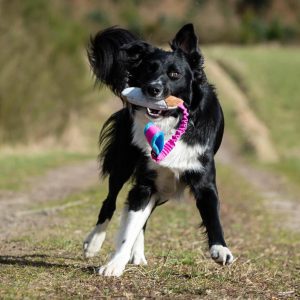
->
xmin=206 ymin=58 xmax=279 ymax=163
xmin=0 ymin=160 xmax=98 ymax=240
xmin=217 ymin=133 xmax=300 ymax=232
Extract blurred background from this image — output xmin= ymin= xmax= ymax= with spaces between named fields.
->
xmin=0 ymin=1 xmax=299 ymax=298
xmin=1 ymin=0 xmax=300 ymax=187
xmin=1 ymin=0 xmax=299 ymax=150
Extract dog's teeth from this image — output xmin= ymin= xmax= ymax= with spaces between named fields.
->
xmin=146 ymin=108 xmax=165 ymax=118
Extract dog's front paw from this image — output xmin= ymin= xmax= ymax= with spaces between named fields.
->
xmin=98 ymin=254 xmax=129 ymax=277
xmin=83 ymin=225 xmax=106 ymax=258
xmin=210 ymin=245 xmax=234 ymax=265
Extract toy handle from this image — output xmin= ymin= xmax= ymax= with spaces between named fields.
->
xmin=144 ymin=122 xmax=164 ymax=155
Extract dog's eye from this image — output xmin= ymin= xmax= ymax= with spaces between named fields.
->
xmin=168 ymin=71 xmax=181 ymax=80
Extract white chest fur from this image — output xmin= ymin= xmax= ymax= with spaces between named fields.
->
xmin=131 ymin=110 xmax=207 ymax=174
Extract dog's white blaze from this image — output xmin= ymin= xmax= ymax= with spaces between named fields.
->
xmin=132 ymin=110 xmax=207 ymax=173
xmin=83 ymin=220 xmax=109 ymax=258
xmin=98 ymin=198 xmax=155 ymax=276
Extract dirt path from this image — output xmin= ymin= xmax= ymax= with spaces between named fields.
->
xmin=217 ymin=130 xmax=300 ymax=233
xmin=206 ymin=58 xmax=279 ymax=163
xmin=0 ymin=160 xmax=99 ymax=240
xmin=205 ymin=58 xmax=299 ymax=231
xmin=0 ymin=96 xmax=123 ymax=242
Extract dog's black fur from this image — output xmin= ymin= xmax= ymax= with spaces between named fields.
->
xmin=85 ymin=24 xmax=232 ymax=272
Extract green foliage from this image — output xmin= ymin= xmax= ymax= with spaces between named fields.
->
xmin=119 ymin=0 xmax=142 ymax=35
xmin=240 ymin=12 xmax=297 ymax=43
xmin=0 ymin=1 xmax=93 ymax=144
xmin=144 ymin=15 xmax=183 ymax=43
xmin=0 ymin=0 xmax=300 ymax=145
xmin=86 ymin=11 xmax=110 ymax=27
xmin=84 ymin=0 xmax=300 ymax=44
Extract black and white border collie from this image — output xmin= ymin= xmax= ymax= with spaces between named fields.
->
xmin=83 ymin=24 xmax=234 ymax=276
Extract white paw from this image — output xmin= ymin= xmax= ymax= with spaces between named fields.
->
xmin=210 ymin=245 xmax=234 ymax=265
xmin=83 ymin=225 xmax=106 ymax=258
xmin=129 ymin=252 xmax=148 ymax=265
xmin=98 ymin=254 xmax=129 ymax=277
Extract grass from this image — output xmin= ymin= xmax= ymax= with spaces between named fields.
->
xmin=206 ymin=46 xmax=300 ymax=186
xmin=0 ymin=41 xmax=299 ymax=297
xmin=0 ymin=151 xmax=94 ymax=191
xmin=0 ymin=164 xmax=298 ymax=299
xmin=0 ymin=1 xmax=99 ymax=144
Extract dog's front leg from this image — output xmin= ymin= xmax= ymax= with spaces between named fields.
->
xmin=194 ymin=184 xmax=234 ymax=265
xmin=185 ymin=163 xmax=234 ymax=266
xmin=98 ymin=197 xmax=155 ymax=277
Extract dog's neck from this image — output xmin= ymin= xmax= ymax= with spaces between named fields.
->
xmin=134 ymin=109 xmax=179 ymax=140
xmin=131 ymin=109 xmax=179 ymax=157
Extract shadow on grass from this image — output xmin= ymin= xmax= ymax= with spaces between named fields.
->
xmin=0 ymin=254 xmax=96 ymax=274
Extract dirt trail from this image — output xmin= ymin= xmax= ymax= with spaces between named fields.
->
xmin=0 ymin=97 xmax=123 ymax=241
xmin=217 ymin=133 xmax=300 ymax=231
xmin=206 ymin=58 xmax=279 ymax=163
xmin=0 ymin=160 xmax=99 ymax=240
xmin=206 ymin=58 xmax=299 ymax=231
xmin=217 ymin=132 xmax=300 ymax=233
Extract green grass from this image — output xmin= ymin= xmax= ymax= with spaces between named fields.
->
xmin=206 ymin=46 xmax=300 ymax=185
xmin=0 ymin=151 xmax=94 ymax=191
xmin=0 ymin=42 xmax=299 ymax=298
xmin=0 ymin=165 xmax=298 ymax=299
xmin=0 ymin=1 xmax=99 ymax=144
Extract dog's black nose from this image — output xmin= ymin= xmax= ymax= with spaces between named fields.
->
xmin=147 ymin=84 xmax=163 ymax=97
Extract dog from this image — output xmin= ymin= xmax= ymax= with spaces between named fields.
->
xmin=83 ymin=24 xmax=234 ymax=276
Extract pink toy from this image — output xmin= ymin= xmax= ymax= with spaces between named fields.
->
xmin=121 ymin=88 xmax=189 ymax=163
xmin=147 ymin=103 xmax=189 ymax=163
xmin=144 ymin=122 xmax=165 ymax=156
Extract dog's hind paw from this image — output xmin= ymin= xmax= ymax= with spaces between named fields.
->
xmin=210 ymin=245 xmax=234 ymax=265
xmin=83 ymin=225 xmax=107 ymax=258
xmin=129 ymin=252 xmax=147 ymax=265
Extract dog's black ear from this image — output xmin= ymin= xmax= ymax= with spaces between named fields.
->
xmin=171 ymin=23 xmax=199 ymax=54
xmin=171 ymin=24 xmax=205 ymax=83
xmin=121 ymin=41 xmax=154 ymax=65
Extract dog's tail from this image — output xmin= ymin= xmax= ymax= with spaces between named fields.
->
xmin=88 ymin=26 xmax=140 ymax=96
xmin=99 ymin=108 xmax=139 ymax=179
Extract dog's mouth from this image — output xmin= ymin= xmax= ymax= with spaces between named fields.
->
xmin=146 ymin=108 xmax=165 ymax=118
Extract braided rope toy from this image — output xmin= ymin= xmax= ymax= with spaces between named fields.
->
xmin=122 ymin=87 xmax=189 ymax=163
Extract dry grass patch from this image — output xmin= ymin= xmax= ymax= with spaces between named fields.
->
xmin=0 ymin=165 xmax=299 ymax=299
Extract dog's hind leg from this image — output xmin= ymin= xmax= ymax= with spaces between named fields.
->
xmin=112 ymin=206 xmax=148 ymax=266
xmin=83 ymin=173 xmax=127 ymax=258
xmin=98 ymin=187 xmax=156 ymax=276
xmin=83 ymin=110 xmax=139 ymax=258
xmin=129 ymin=197 xmax=168 ymax=265
xmin=129 ymin=225 xmax=148 ymax=265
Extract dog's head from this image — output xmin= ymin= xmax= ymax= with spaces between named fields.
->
xmin=121 ymin=24 xmax=206 ymax=119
